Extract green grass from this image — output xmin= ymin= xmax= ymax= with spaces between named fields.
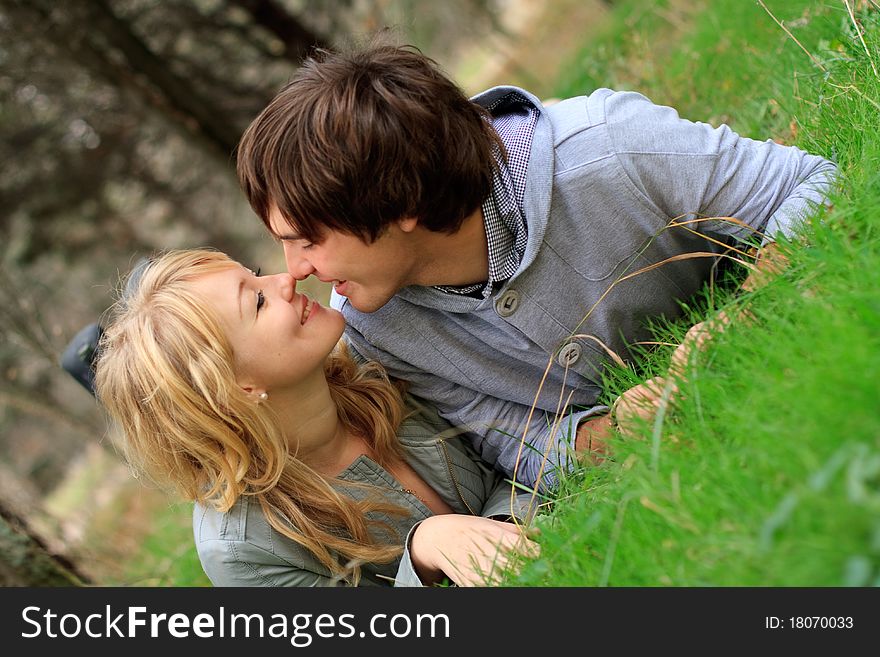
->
xmin=80 ymin=477 xmax=211 ymax=587
xmin=555 ymin=0 xmax=845 ymax=138
xmin=509 ymin=0 xmax=880 ymax=586
xmin=110 ymin=496 xmax=211 ymax=587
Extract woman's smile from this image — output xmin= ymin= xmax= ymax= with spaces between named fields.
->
xmin=301 ymin=296 xmax=321 ymax=325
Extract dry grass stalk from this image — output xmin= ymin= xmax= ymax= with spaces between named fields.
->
xmin=844 ymin=0 xmax=879 ymax=78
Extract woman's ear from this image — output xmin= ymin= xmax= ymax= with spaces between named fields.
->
xmin=239 ymin=382 xmax=267 ymax=399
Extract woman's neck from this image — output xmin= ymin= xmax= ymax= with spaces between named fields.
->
xmin=267 ymin=372 xmax=359 ymax=474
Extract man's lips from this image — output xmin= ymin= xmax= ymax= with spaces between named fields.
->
xmin=333 ymin=280 xmax=349 ymax=296
xmin=300 ymin=295 xmax=313 ymax=325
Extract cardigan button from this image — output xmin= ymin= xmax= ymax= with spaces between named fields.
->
xmin=495 ymin=290 xmax=520 ymax=317
xmin=557 ymin=341 xmax=582 ymax=367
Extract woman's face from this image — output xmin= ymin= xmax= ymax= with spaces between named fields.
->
xmin=190 ymin=264 xmax=345 ymax=393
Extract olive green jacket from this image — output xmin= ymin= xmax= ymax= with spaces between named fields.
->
xmin=193 ymin=397 xmax=536 ymax=586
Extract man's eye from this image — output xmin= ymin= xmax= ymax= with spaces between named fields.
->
xmin=256 ymin=290 xmax=265 ymax=312
xmin=251 ymin=267 xmax=262 ymax=277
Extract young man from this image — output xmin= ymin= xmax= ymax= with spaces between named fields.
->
xmin=236 ymin=43 xmax=837 ymax=491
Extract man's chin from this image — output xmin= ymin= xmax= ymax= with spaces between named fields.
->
xmin=345 ymin=290 xmax=394 ymax=314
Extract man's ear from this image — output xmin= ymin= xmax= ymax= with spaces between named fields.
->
xmin=397 ymin=217 xmax=419 ymax=233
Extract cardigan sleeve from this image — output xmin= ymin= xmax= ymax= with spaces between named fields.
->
xmin=393 ymin=523 xmax=428 ymax=587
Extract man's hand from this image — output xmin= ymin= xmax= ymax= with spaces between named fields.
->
xmin=609 ymin=310 xmax=736 ymax=440
xmin=409 ymin=515 xmax=540 ymax=586
xmin=605 ymin=244 xmax=786 ymax=439
xmin=741 ymin=241 xmax=789 ymax=293
xmin=575 ymin=414 xmax=615 ymax=462
xmin=578 ymin=250 xmax=770 ymax=453
xmin=610 ymin=376 xmax=677 ymax=440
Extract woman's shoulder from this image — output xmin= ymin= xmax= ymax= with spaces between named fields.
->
xmin=192 ymin=497 xmax=333 ymax=586
xmin=193 ymin=495 xmax=250 ymax=542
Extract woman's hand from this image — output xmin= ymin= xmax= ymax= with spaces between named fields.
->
xmin=409 ymin=515 xmax=540 ymax=586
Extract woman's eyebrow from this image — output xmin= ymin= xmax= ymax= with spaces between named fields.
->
xmin=237 ymin=278 xmax=245 ymax=320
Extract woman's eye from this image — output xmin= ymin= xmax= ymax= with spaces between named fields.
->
xmin=252 ymin=267 xmax=261 ymax=277
xmin=256 ymin=290 xmax=265 ymax=312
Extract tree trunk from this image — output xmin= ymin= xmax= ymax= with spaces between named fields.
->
xmin=84 ymin=0 xmax=243 ymax=158
xmin=0 ymin=502 xmax=88 ymax=586
xmin=10 ymin=0 xmax=240 ymax=162
xmin=230 ymin=0 xmax=332 ymax=61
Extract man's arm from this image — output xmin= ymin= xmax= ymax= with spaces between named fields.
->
xmin=605 ymin=90 xmax=838 ymax=392
xmin=606 ymin=89 xmax=838 ymax=251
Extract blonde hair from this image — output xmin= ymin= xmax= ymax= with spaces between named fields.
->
xmin=95 ymin=248 xmax=408 ymax=583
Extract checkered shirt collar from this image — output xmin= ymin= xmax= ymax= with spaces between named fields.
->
xmin=435 ymin=91 xmax=538 ymax=298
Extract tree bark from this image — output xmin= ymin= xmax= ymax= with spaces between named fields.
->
xmin=230 ymin=0 xmax=332 ymax=61
xmin=83 ymin=0 xmax=243 ymax=158
xmin=0 ymin=502 xmax=88 ymax=586
xmin=9 ymin=0 xmax=240 ymax=162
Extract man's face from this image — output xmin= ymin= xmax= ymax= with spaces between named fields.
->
xmin=268 ymin=205 xmax=417 ymax=313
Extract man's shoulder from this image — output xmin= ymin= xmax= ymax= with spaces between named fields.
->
xmin=545 ymin=88 xmax=664 ymax=129
xmin=470 ymin=84 xmax=541 ymax=109
xmin=470 ymin=84 xmax=629 ymax=106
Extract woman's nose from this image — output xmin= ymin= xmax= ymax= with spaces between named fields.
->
xmin=275 ymin=272 xmax=295 ymax=303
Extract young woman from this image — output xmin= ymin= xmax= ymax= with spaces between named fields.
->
xmin=94 ymin=248 xmax=539 ymax=587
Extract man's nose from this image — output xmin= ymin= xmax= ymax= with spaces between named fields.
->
xmin=283 ymin=242 xmax=316 ymax=280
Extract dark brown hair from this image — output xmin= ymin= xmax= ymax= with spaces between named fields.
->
xmin=236 ymin=41 xmax=503 ymax=243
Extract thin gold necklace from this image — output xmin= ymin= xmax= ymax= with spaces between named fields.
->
xmin=399 ymin=486 xmax=428 ymax=505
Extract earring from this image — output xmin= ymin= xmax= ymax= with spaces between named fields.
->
xmin=258 ymin=392 xmax=269 ymax=401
